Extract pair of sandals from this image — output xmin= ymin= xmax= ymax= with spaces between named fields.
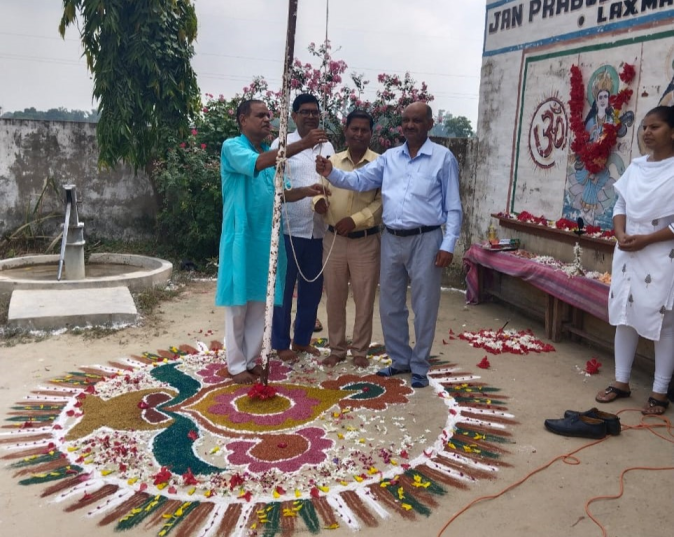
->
xmin=596 ymin=385 xmax=670 ymax=415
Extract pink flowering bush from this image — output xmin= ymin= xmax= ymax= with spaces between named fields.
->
xmin=243 ymin=41 xmax=435 ymax=153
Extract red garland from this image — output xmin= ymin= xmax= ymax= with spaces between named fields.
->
xmin=499 ymin=211 xmax=617 ymax=239
xmin=247 ymin=382 xmax=277 ymax=400
xmin=568 ymin=64 xmax=635 ymax=174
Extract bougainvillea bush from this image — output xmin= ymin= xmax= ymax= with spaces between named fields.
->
xmin=277 ymin=41 xmax=435 ymax=153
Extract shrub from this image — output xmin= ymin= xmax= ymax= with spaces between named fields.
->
xmin=153 ymin=132 xmax=222 ymax=261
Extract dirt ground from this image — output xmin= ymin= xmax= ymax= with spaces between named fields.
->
xmin=1 ymin=280 xmax=672 ymax=537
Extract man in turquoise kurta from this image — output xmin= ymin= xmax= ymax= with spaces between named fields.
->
xmin=216 ymin=99 xmax=328 ymax=384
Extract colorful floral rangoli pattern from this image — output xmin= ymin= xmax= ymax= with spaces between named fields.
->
xmin=2 ymin=340 xmax=517 ymax=536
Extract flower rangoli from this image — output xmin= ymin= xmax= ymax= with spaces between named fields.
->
xmin=1 ymin=340 xmax=516 ymax=536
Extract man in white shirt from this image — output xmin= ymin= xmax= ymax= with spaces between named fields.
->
xmin=271 ymin=94 xmax=335 ymax=361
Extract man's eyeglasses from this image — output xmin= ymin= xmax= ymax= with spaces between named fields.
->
xmin=297 ymin=109 xmax=321 ymax=117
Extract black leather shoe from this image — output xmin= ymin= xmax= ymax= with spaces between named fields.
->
xmin=563 ymin=408 xmax=621 ymax=436
xmin=544 ymin=415 xmax=607 ymax=439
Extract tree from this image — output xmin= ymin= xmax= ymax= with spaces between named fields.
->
xmin=443 ymin=114 xmax=474 ymax=138
xmin=59 ymin=0 xmax=200 ymax=170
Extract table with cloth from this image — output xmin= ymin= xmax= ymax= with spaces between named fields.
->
xmin=463 ymin=244 xmax=610 ymax=342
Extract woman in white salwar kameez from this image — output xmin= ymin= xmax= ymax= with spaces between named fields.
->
xmin=596 ymin=106 xmax=674 ymax=415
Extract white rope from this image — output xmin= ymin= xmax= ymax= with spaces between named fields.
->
xmin=281 ymin=157 xmax=338 ymax=284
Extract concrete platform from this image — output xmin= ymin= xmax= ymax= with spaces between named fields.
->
xmin=7 ymin=286 xmax=138 ymax=331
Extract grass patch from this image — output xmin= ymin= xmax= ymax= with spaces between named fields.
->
xmin=134 ymin=272 xmax=192 ymax=317
xmin=0 ymin=294 xmax=8 ymax=326
xmin=69 ymin=325 xmax=124 ymax=340
xmin=0 ymin=326 xmax=49 ymax=348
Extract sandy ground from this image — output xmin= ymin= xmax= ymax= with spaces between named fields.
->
xmin=1 ymin=280 xmax=672 ymax=537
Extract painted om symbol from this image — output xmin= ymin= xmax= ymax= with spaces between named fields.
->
xmin=528 ymin=98 xmax=568 ymax=169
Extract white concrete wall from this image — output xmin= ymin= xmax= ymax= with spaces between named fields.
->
xmin=0 ymin=119 xmax=157 ymax=241
xmin=472 ymin=0 xmax=674 ymax=241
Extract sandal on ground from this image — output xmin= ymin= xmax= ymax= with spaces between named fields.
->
xmin=314 ymin=318 xmax=323 ymax=332
xmin=595 ymin=385 xmax=631 ymax=403
xmin=376 ymin=366 xmax=410 ymax=377
xmin=642 ymin=397 xmax=669 ymax=416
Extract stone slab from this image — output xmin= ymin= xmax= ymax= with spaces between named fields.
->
xmin=8 ymin=286 xmax=138 ymax=331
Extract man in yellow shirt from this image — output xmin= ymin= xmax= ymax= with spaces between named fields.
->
xmin=314 ymin=110 xmax=382 ymax=368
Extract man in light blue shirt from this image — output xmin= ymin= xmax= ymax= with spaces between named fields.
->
xmin=316 ymin=102 xmax=462 ymax=388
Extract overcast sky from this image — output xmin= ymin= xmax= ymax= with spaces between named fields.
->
xmin=0 ymin=0 xmax=486 ymax=126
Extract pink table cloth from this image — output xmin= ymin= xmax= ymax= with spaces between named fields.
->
xmin=463 ymin=244 xmax=610 ymax=322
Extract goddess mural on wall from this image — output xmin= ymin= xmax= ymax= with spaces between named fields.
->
xmin=563 ymin=65 xmax=633 ymax=230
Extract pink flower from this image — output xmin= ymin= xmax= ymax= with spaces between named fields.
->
xmin=200 ymin=143 xmax=207 ymax=149
xmin=219 ymin=94 xmax=225 ymax=101
xmin=203 ymin=107 xmax=209 ymax=113
xmin=191 ymin=129 xmax=198 ymax=136
xmin=179 ymin=142 xmax=186 ymax=148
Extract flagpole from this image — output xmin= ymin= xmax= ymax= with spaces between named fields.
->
xmin=260 ymin=0 xmax=299 ymax=386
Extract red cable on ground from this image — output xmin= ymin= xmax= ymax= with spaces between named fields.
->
xmin=436 ymin=410 xmax=674 ymax=537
